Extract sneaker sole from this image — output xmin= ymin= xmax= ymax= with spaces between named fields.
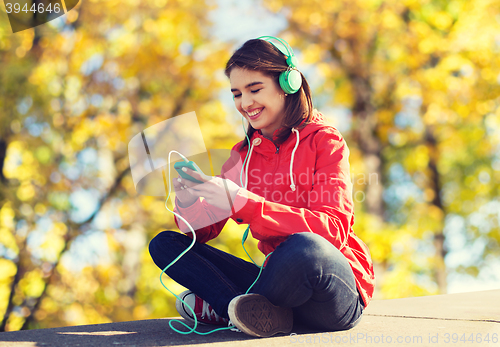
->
xmin=228 ymin=294 xmax=293 ymax=337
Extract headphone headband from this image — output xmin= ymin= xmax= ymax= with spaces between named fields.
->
xmin=256 ymin=35 xmax=302 ymax=94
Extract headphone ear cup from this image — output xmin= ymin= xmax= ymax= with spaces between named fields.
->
xmin=279 ymin=69 xmax=302 ymax=94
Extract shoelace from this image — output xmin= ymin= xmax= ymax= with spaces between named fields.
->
xmin=201 ymin=299 xmax=224 ymax=323
xmin=228 ymin=320 xmax=241 ymax=333
xmin=200 ymin=299 xmax=240 ymax=332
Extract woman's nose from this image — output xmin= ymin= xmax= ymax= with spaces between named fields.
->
xmin=241 ymin=93 xmax=253 ymax=110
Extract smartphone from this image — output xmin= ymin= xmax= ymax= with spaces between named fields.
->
xmin=174 ymin=161 xmax=206 ymax=184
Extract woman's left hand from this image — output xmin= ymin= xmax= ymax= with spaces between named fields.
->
xmin=178 ymin=167 xmax=242 ymax=211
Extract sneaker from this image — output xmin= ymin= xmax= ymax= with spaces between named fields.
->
xmin=175 ymin=290 xmax=229 ymax=326
xmin=228 ymin=320 xmax=242 ymax=332
xmin=228 ymin=294 xmax=293 ymax=337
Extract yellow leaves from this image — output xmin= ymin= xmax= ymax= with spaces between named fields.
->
xmin=110 ymin=32 xmax=138 ymax=58
xmin=410 ymin=21 xmax=432 ymax=37
xmin=21 ymin=150 xmax=35 ymax=166
xmin=476 ymin=100 xmax=496 ymax=115
xmin=0 ymin=258 xmax=17 ymax=279
xmin=5 ymin=314 xmax=24 ymax=332
xmin=408 ymin=204 xmax=444 ymax=236
xmin=133 ymin=305 xmax=149 ymax=320
xmin=143 ymin=19 xmax=157 ymax=34
xmin=35 ymin=146 xmax=52 ymax=165
xmin=153 ymin=0 xmax=168 ymax=7
xmin=405 ymin=145 xmax=429 ymax=173
xmin=403 ymin=0 xmax=425 ymax=10
xmin=95 ymin=114 xmax=114 ymax=135
xmin=53 ymin=222 xmax=68 ymax=236
xmin=0 ymin=202 xmax=15 ymax=229
xmin=64 ymin=76 xmax=82 ymax=102
xmin=408 ymin=17 xmax=450 ymax=55
xmin=317 ymin=62 xmax=333 ymax=77
xmin=381 ymin=9 xmax=403 ymax=30
xmin=381 ymin=266 xmax=435 ymax=299
xmin=423 ymin=188 xmax=435 ymax=202
xmin=39 ymin=295 xmax=59 ymax=315
xmin=0 ymin=0 xmax=257 ymax=331
xmin=64 ymin=303 xmax=86 ymax=325
xmin=264 ymin=0 xmax=284 ymax=13
xmin=117 ymin=100 xmax=132 ymax=125
xmin=0 ymin=227 xmax=18 ymax=255
xmin=29 ymin=61 xmax=56 ymax=87
xmin=0 ymin=24 xmax=11 ymax=50
xmin=40 ymin=236 xmax=65 ymax=263
xmin=52 ymin=113 xmax=65 ymax=128
xmin=309 ymin=12 xmax=323 ymax=26
xmin=151 ymin=200 xmax=173 ymax=225
xmin=34 ymin=203 xmax=47 ymax=216
xmin=303 ymin=44 xmax=323 ymax=64
xmin=352 ymin=212 xmax=391 ymax=263
xmin=14 ymin=29 xmax=35 ymax=58
xmin=368 ymin=235 xmax=393 ymax=264
xmin=3 ymin=141 xmax=34 ymax=181
xmin=17 ymin=182 xmax=36 ymax=202
xmin=64 ymin=302 xmax=112 ymax=325
xmin=48 ymin=78 xmax=63 ymax=97
xmin=427 ymin=205 xmax=444 ymax=222
xmin=19 ymin=270 xmax=46 ymax=298
xmin=431 ymin=11 xmax=454 ymax=31
xmin=480 ymin=67 xmax=497 ymax=82
xmin=418 ymin=36 xmax=440 ymax=55
xmin=423 ymin=102 xmax=448 ymax=125
xmin=139 ymin=195 xmax=156 ymax=208
xmin=440 ymin=54 xmax=470 ymax=73
xmin=66 ymin=9 xmax=79 ymax=23
xmin=450 ymin=0 xmax=499 ymax=52
xmin=376 ymin=109 xmax=394 ymax=124
xmin=337 ymin=22 xmax=356 ymax=39
xmin=469 ymin=127 xmax=486 ymax=144
xmin=106 ymin=232 xmax=121 ymax=253
xmin=395 ymin=78 xmax=421 ymax=103
xmin=0 ymin=259 xmax=17 ymax=317
xmin=334 ymin=80 xmax=355 ymax=106
xmin=71 ymin=118 xmax=95 ymax=148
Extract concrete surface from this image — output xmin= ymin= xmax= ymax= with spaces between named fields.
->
xmin=0 ymin=289 xmax=499 ymax=346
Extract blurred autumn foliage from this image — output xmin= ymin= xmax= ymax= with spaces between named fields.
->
xmin=1 ymin=0 xmax=499 ymax=331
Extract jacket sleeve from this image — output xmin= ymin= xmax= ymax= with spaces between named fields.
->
xmin=173 ymin=143 xmax=246 ymax=243
xmin=230 ymin=130 xmax=354 ymax=253
xmin=173 ymin=197 xmax=230 ymax=243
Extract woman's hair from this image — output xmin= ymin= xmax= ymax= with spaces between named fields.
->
xmin=224 ymin=39 xmax=314 ymax=150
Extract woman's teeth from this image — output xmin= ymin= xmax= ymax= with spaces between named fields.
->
xmin=247 ymin=109 xmax=262 ymax=117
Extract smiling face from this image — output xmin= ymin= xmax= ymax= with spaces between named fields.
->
xmin=229 ymin=68 xmax=286 ymax=139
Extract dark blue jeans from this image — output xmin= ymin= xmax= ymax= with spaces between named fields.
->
xmin=149 ymin=231 xmax=364 ymax=331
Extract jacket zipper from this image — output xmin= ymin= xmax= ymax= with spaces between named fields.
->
xmin=273 ymin=143 xmax=280 ymax=194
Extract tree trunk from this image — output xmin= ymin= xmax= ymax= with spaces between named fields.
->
xmin=350 ymin=74 xmax=387 ymax=299
xmin=424 ymin=125 xmax=447 ymax=294
xmin=0 ymin=139 xmax=7 ymax=184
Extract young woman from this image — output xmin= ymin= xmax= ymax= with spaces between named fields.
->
xmin=149 ymin=36 xmax=375 ymax=338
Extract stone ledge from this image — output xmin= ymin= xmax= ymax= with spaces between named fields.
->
xmin=0 ymin=289 xmax=499 ymax=347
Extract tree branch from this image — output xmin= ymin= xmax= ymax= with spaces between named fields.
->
xmin=20 ymin=163 xmax=130 ymax=330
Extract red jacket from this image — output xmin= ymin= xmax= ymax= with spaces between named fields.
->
xmin=174 ymin=110 xmax=375 ymax=307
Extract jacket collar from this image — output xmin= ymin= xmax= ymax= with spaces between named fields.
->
xmin=251 ymin=109 xmax=326 ymax=152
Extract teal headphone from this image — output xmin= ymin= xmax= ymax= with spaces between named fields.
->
xmin=257 ymin=36 xmax=302 ymax=94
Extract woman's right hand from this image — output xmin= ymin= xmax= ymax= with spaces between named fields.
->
xmin=173 ymin=175 xmax=199 ymax=208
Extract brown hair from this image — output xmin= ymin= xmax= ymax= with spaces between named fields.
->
xmin=224 ymin=39 xmax=314 ymax=150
